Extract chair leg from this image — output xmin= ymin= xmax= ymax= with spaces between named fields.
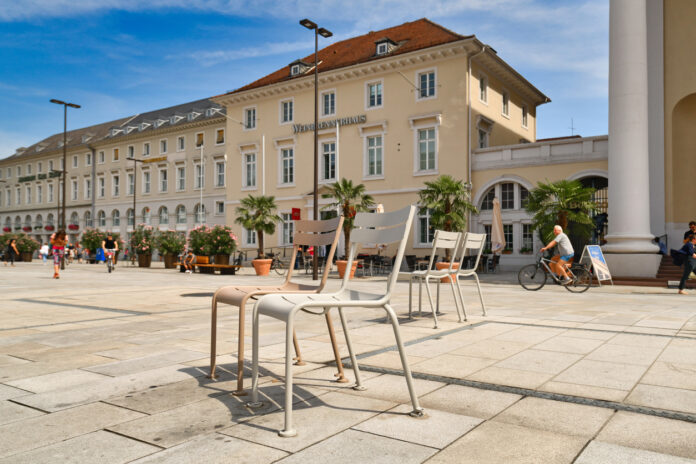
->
xmin=436 ymin=278 xmax=441 ymax=315
xmin=325 ymin=310 xmax=348 ymax=383
xmin=384 ymin=304 xmax=423 ymax=417
xmin=473 ymin=273 xmax=487 ymax=316
xmin=233 ymin=300 xmax=247 ymax=396
xmin=292 ymin=331 xmax=305 ymax=366
xmin=338 ymin=307 xmax=364 ymax=390
xmin=408 ymin=275 xmax=413 ymax=319
xmin=448 ymin=278 xmax=464 ymax=323
xmin=423 ymin=277 xmax=438 ymax=329
xmin=455 ymin=276 xmax=469 ymax=322
xmin=247 ymin=305 xmax=262 ymax=407
xmin=209 ymin=297 xmax=218 ymax=379
xmin=418 ymin=277 xmax=423 ymax=317
xmin=279 ymin=318 xmax=297 ymax=437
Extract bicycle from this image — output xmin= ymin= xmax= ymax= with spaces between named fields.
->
xmin=105 ymin=249 xmax=116 ymax=273
xmin=269 ymin=252 xmax=286 ymax=275
xmin=518 ymin=252 xmax=592 ymax=293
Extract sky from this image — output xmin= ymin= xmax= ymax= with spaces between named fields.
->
xmin=0 ymin=0 xmax=609 ymax=158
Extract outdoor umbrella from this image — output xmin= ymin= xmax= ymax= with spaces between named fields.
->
xmin=491 ymin=197 xmax=506 ymax=254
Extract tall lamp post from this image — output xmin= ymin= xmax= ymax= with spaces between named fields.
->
xmin=300 ymin=18 xmax=332 ymax=280
xmin=50 ymin=98 xmax=80 ymax=270
xmin=128 ymin=156 xmax=145 ymax=239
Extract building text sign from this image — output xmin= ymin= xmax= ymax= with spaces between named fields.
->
xmin=293 ymin=115 xmax=366 ymax=134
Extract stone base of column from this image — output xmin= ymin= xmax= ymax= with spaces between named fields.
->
xmin=603 ymin=253 xmax=661 ymax=278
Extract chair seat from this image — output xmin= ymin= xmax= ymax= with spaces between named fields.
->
xmin=256 ymin=289 xmax=383 ymax=322
xmin=215 ymin=282 xmax=319 ymax=306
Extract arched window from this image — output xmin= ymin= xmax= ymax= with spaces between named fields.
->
xmin=84 ymin=211 xmax=92 ymax=228
xmin=176 ymin=205 xmax=186 ymax=224
xmin=97 ymin=210 xmax=106 ymax=227
xmin=475 ymin=180 xmax=534 ymax=255
xmin=159 ymin=206 xmax=169 ymax=225
xmin=24 ymin=215 xmax=32 ymax=227
xmin=112 ymin=210 xmax=120 ymax=226
xmin=14 ymin=216 xmax=21 ymax=230
xmin=35 ymin=215 xmax=43 ymax=228
xmin=70 ymin=212 xmax=79 ymax=226
xmin=142 ymin=207 xmax=151 ymax=225
xmin=47 ymin=214 xmax=54 ymax=226
xmin=194 ymin=203 xmax=205 ymax=224
xmin=480 ymin=188 xmax=495 ymax=211
xmin=126 ymin=208 xmax=134 ymax=226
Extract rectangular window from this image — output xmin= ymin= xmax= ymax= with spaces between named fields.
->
xmin=484 ymin=225 xmax=492 ymax=251
xmin=520 ymin=186 xmax=529 ymax=208
xmin=37 ymin=185 xmax=42 ymax=203
xmin=322 ymin=91 xmax=335 ymax=117
xmin=280 ymin=148 xmax=294 ymax=184
xmin=418 ymin=128 xmax=436 ymax=171
xmin=143 ymin=142 xmax=151 ymax=156
xmin=281 ymin=100 xmax=293 ymax=123
xmin=159 ymin=169 xmax=168 ymax=192
xmin=418 ymin=71 xmax=435 ymax=99
xmin=367 ymin=82 xmax=382 ymax=108
xmin=38 ymin=162 xmax=42 ymax=173
xmin=503 ymin=224 xmax=513 ymax=251
xmin=26 ymin=186 xmax=31 ymax=204
xmin=127 ymin=173 xmax=134 ymax=195
xmin=16 ymin=187 xmax=20 ymax=205
xmin=98 ymin=177 xmax=105 ymax=198
xmin=27 ymin=164 xmax=32 ymax=175
xmin=177 ymin=136 xmax=185 ymax=151
xmin=196 ymin=132 xmax=204 ymax=148
xmin=522 ymin=224 xmax=533 ymax=251
xmin=48 ymin=183 xmax=54 ymax=203
xmin=86 ymin=152 xmax=92 ymax=166
xmin=244 ymin=108 xmax=256 ymax=129
xmin=160 ymin=139 xmax=167 ymax=154
xmin=501 ymin=183 xmax=514 ymax=209
xmin=72 ymin=155 xmax=78 ymax=168
xmin=85 ymin=178 xmax=91 ymax=200
xmin=245 ymin=227 xmax=257 ymax=246
xmin=366 ymin=135 xmax=383 ymax=177
xmin=143 ymin=171 xmax=151 ymax=194
xmin=113 ymin=175 xmax=120 ymax=197
xmin=177 ymin=166 xmax=186 ymax=191
xmin=244 ymin=153 xmax=257 ymax=188
xmin=128 ymin=146 xmax=134 ymax=158
xmin=417 ymin=208 xmax=434 ymax=245
xmin=98 ymin=151 xmax=105 ymax=164
xmin=71 ymin=180 xmax=78 ymax=200
xmin=522 ymin=105 xmax=528 ymax=128
xmin=216 ymin=201 xmax=224 ymax=215
xmin=48 ymin=160 xmax=53 ymax=172
xmin=215 ymin=161 xmax=225 ymax=187
xmin=216 ymin=129 xmax=225 ymax=145
xmin=195 ymin=164 xmax=204 ymax=189
xmin=502 ymin=92 xmax=510 ymax=116
xmin=281 ymin=212 xmax=294 ymax=246
xmin=478 ymin=129 xmax=488 ymax=149
xmin=322 ymin=142 xmax=336 ymax=181
xmin=113 ymin=148 xmax=119 ymax=161
xmin=479 ymin=76 xmax=487 ymax=102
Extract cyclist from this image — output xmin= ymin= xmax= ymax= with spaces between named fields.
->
xmin=540 ymin=225 xmax=574 ymax=284
xmin=101 ymin=233 xmax=119 ymax=270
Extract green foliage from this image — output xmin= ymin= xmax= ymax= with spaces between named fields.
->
xmin=235 ymin=195 xmax=281 ymax=258
xmin=525 ymin=179 xmax=595 ymax=243
xmin=209 ymin=225 xmax=238 ymax=255
xmin=129 ymin=225 xmax=155 ymax=255
xmin=188 ymin=226 xmax=213 ymax=256
xmin=0 ymin=233 xmax=40 ymax=253
xmin=155 ymin=230 xmax=187 ymax=255
xmin=80 ymin=229 xmax=124 ymax=253
xmin=322 ymin=178 xmax=375 ymax=258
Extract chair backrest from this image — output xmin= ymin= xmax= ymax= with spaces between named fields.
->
xmin=424 ymin=230 xmax=462 ymax=273
xmin=344 ymin=205 xmax=416 ymax=295
xmin=287 ymin=216 xmax=344 ymax=289
xmin=458 ymin=232 xmax=487 ymax=272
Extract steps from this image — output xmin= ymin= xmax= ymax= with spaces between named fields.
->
xmin=612 ymin=255 xmax=696 ymax=289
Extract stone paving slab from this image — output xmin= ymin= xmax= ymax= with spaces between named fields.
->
xmin=575 ymin=441 xmax=696 ymax=464
xmin=0 ymin=400 xmax=44 ymax=426
xmin=6 ymin=368 xmax=110 ymax=394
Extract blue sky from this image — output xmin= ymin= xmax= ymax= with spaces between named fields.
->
xmin=0 ymin=0 xmax=608 ymax=158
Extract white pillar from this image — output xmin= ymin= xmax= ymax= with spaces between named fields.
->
xmin=603 ymin=0 xmax=659 ymax=258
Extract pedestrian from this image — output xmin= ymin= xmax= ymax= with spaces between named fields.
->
xmin=677 ymin=233 xmax=696 ymax=295
xmin=50 ymin=230 xmax=68 ymax=279
xmin=40 ymin=243 xmax=49 ymax=264
xmin=76 ymin=244 xmax=83 ymax=264
xmin=684 ymin=221 xmax=696 ymax=244
xmin=5 ymin=238 xmax=19 ymax=266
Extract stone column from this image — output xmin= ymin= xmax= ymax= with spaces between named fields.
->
xmin=603 ymin=0 xmax=660 ymax=276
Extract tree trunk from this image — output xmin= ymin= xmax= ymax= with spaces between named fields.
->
xmin=344 ymin=229 xmax=350 ymax=260
xmin=258 ymin=231 xmax=264 ymax=258
xmin=558 ymin=211 xmax=569 ymax=231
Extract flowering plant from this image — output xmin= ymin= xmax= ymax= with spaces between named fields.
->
xmin=209 ymin=225 xmax=237 ymax=255
xmin=155 ymin=230 xmax=186 ymax=255
xmin=22 ymin=226 xmax=32 ymax=232
xmin=129 ymin=224 xmax=154 ymax=255
xmin=0 ymin=233 xmax=41 ymax=253
xmin=188 ymin=225 xmax=213 ymax=256
xmin=45 ymin=225 xmax=55 ymax=231
xmin=68 ymin=224 xmax=79 ymax=231
xmin=2 ymin=227 xmax=10 ymax=233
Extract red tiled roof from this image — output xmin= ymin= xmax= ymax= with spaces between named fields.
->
xmin=225 ymin=18 xmax=471 ymax=95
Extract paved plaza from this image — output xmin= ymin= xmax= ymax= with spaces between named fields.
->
xmin=1 ymin=261 xmax=696 ymax=463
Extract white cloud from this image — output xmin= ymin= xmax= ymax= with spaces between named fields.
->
xmin=172 ymin=39 xmax=311 ymax=66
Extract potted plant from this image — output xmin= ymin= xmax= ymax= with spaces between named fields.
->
xmin=520 ymin=247 xmax=533 ymax=254
xmin=15 ymin=233 xmax=40 ymax=262
xmin=418 ymin=175 xmax=478 ymax=281
xmin=235 ymin=195 xmax=281 ymax=276
xmin=68 ymin=224 xmax=79 ymax=231
xmin=209 ymin=225 xmax=237 ymax=266
xmin=44 ymin=225 xmax=55 ymax=232
xmin=130 ymin=225 xmax=154 ymax=267
xmin=2 ymin=227 xmax=10 ymax=233
xmin=188 ymin=225 xmax=213 ymax=271
xmin=323 ymin=178 xmax=375 ymax=278
xmin=156 ymin=230 xmax=186 ymax=268
xmin=80 ymin=229 xmax=106 ymax=264
xmin=22 ymin=226 xmax=32 ymax=232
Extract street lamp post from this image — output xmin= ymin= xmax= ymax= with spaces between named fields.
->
xmin=129 ymin=156 xmax=145 ymax=234
xmin=50 ymin=98 xmax=80 ymax=270
xmin=300 ymin=18 xmax=332 ymax=281
xmin=49 ymin=169 xmax=63 ymax=236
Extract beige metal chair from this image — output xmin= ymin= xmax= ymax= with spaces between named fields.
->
xmin=209 ymin=216 xmax=345 ymax=396
xmin=451 ymin=232 xmax=488 ymax=319
xmin=404 ymin=230 xmax=463 ymax=328
xmin=247 ymin=205 xmax=423 ymax=437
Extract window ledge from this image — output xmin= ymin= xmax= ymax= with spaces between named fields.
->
xmin=241 ymin=186 xmax=258 ymax=192
xmin=413 ymin=170 xmax=438 ymax=177
xmin=277 ymin=183 xmax=296 ymax=189
xmin=362 ymin=175 xmax=385 ymax=181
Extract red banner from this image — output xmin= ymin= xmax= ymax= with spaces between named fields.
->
xmin=291 ymin=208 xmax=301 ymax=220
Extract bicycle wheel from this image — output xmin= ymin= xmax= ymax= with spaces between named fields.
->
xmin=274 ymin=259 xmax=286 ymax=275
xmin=107 ymin=260 xmax=112 ymax=273
xmin=518 ymin=264 xmax=547 ymax=291
xmin=565 ymin=268 xmax=592 ymax=293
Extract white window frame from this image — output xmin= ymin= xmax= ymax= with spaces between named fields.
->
xmin=26 ymin=186 xmax=31 ymax=205
xmin=411 ymin=119 xmax=439 ymax=176
xmin=176 ymin=205 xmax=187 ymax=224
xmin=16 ymin=187 xmax=20 ymax=205
xmin=242 ymin=151 xmax=257 ymax=190
xmin=72 ymin=155 xmax=78 ymax=168
xmin=177 ymin=136 xmax=185 ymax=152
xmin=522 ymin=104 xmax=529 ymax=128
xmin=37 ymin=184 xmax=42 ymax=204
xmin=98 ymin=176 xmax=105 ymax=198
xmin=243 ymin=106 xmax=257 ymax=131
xmin=48 ymin=183 xmax=54 ymax=203
xmin=376 ymin=42 xmax=388 ymax=55
xmin=215 ymin=128 xmax=225 ymax=145
xmin=160 ymin=139 xmax=168 ymax=154
xmin=215 ymin=201 xmax=225 ymax=216
xmin=279 ymin=98 xmax=294 ymax=125
xmin=243 ymin=227 xmax=257 ymax=247
xmin=142 ymin=170 xmax=151 ymax=194
xmin=128 ymin=145 xmax=135 ymax=158
xmin=48 ymin=160 xmax=54 ymax=172
xmin=112 ymin=210 xmax=120 ymax=226
xmin=112 ymin=174 xmax=120 ymax=197
xmin=362 ymin=131 xmax=385 ymax=180
xmin=415 ymin=67 xmax=437 ymax=101
xmin=98 ymin=151 xmax=105 ymax=164
xmin=278 ymin=145 xmax=295 ymax=187
xmin=320 ymin=90 xmax=336 ymax=118
xmin=195 ymin=132 xmax=204 ymax=148
xmin=143 ymin=142 xmax=151 ymax=156
xmin=320 ymin=139 xmax=337 ymax=183
xmin=215 ymin=160 xmax=225 ymax=188
xmin=478 ymin=73 xmax=488 ymax=104
xmin=85 ymin=152 xmax=92 ymax=166
xmin=279 ymin=212 xmax=294 ymax=246
xmin=501 ymin=90 xmax=510 ymax=118
xmin=478 ymin=128 xmax=489 ymax=149
xmin=98 ymin=210 xmax=106 ymax=227
xmin=159 ymin=168 xmax=168 ymax=192
xmin=159 ymin=206 xmax=169 ymax=225
xmin=37 ymin=162 xmax=42 ymax=173
xmin=194 ymin=163 xmax=204 ymax=190
xmin=127 ymin=172 xmax=134 ymax=196
xmin=365 ymin=79 xmax=384 ymax=110
xmin=176 ymin=165 xmax=186 ymax=192
xmin=414 ymin=207 xmax=434 ymax=247
xmin=194 ymin=203 xmax=205 ymax=224
xmin=71 ymin=179 xmax=78 ymax=201
xmin=113 ymin=148 xmax=120 ymax=162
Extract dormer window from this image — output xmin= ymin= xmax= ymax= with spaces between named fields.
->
xmin=187 ymin=111 xmax=200 ymax=122
xmin=291 ymin=64 xmax=300 ymax=76
xmin=126 ymin=126 xmax=138 ymax=134
xmin=377 ymin=43 xmax=388 ymax=55
xmin=205 ymin=108 xmax=220 ymax=117
xmin=139 ymin=122 xmax=151 ymax=131
xmin=81 ymin=133 xmax=93 ymax=143
xmin=110 ymin=128 xmax=124 ymax=137
xmin=170 ymin=115 xmax=183 ymax=125
xmin=155 ymin=119 xmax=167 ymax=128
xmin=375 ymin=38 xmax=397 ymax=56
xmin=289 ymin=60 xmax=310 ymax=77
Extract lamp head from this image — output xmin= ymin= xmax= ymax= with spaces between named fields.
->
xmin=300 ymin=18 xmax=317 ymax=29
xmin=50 ymin=99 xmax=65 ymax=105
xmin=318 ymin=27 xmax=332 ymax=38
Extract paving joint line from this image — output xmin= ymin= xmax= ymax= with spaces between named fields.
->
xmin=488 ymin=319 xmax=696 ymax=340
xmin=15 ymin=299 xmax=148 ymax=316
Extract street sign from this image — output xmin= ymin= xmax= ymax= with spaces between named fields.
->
xmin=580 ymin=245 xmax=613 ymax=286
xmin=291 ymin=208 xmax=301 ymax=220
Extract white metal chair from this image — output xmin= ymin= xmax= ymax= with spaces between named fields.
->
xmin=451 ymin=232 xmax=488 ymax=319
xmin=247 ymin=205 xmax=423 ymax=437
xmin=403 ymin=230 xmax=463 ymax=328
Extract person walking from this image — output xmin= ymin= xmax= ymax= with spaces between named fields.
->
xmin=5 ymin=238 xmax=19 ymax=266
xmin=50 ymin=230 xmax=68 ymax=279
xmin=39 ymin=243 xmax=49 ymax=264
xmin=678 ymin=233 xmax=696 ymax=295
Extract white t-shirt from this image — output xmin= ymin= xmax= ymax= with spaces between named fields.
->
xmin=553 ymin=232 xmax=574 ymax=256
xmin=40 ymin=245 xmax=49 ymax=255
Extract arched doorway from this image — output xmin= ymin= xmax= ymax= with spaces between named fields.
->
xmin=671 ymin=94 xmax=696 ymax=230
xmin=579 ymin=176 xmax=608 ymax=245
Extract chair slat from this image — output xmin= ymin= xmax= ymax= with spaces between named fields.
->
xmin=293 ymin=231 xmax=338 ymax=246
xmin=295 ymin=216 xmax=341 ymax=233
xmin=351 ymin=224 xmax=406 ymax=245
xmin=354 ymin=205 xmax=412 ymax=228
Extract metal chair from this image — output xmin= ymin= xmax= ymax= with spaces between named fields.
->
xmin=451 ymin=232 xmax=488 ymax=319
xmin=403 ymin=230 xmax=463 ymax=328
xmin=209 ymin=216 xmax=345 ymax=396
xmin=248 ymin=205 xmax=423 ymax=437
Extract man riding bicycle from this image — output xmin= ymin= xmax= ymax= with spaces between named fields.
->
xmin=101 ymin=233 xmax=119 ymax=269
xmin=540 ymin=225 xmax=574 ymax=285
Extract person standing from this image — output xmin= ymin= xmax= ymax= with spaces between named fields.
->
xmin=678 ymin=233 xmax=696 ymax=295
xmin=5 ymin=238 xmax=19 ymax=266
xmin=50 ymin=230 xmax=67 ymax=279
xmin=684 ymin=221 xmax=696 ymax=244
xmin=39 ymin=243 xmax=49 ymax=264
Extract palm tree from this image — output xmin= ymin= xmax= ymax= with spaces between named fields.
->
xmin=235 ymin=195 xmax=281 ymax=258
xmin=525 ymin=179 xmax=595 ymax=242
xmin=322 ymin=178 xmax=375 ymax=259
xmin=418 ymin=175 xmax=478 ymax=260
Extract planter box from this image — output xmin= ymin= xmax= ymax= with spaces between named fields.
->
xmin=137 ymin=254 xmax=152 ymax=268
